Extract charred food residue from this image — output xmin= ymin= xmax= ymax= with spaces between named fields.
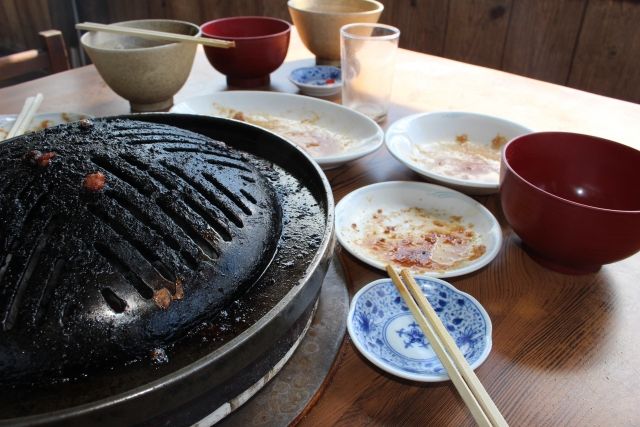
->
xmin=83 ymin=171 xmax=106 ymax=192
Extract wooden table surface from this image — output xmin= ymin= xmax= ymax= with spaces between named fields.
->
xmin=2 ymin=30 xmax=640 ymax=427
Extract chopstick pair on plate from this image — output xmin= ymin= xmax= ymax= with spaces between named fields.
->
xmin=5 ymin=93 xmax=43 ymax=140
xmin=385 ymin=265 xmax=509 ymax=427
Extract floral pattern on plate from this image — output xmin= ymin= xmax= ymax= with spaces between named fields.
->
xmin=289 ymin=66 xmax=342 ymax=97
xmin=348 ymin=276 xmax=492 ymax=382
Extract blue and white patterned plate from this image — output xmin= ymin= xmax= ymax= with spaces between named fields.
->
xmin=347 ymin=276 xmax=492 ymax=382
xmin=289 ymin=66 xmax=342 ymax=97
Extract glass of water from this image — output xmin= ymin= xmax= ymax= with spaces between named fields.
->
xmin=340 ymin=23 xmax=400 ymax=123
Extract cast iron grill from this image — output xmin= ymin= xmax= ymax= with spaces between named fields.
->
xmin=0 ymin=119 xmax=282 ymax=386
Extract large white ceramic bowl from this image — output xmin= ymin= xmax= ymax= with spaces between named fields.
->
xmin=171 ymin=91 xmax=384 ymax=169
xmin=385 ymin=111 xmax=532 ymax=195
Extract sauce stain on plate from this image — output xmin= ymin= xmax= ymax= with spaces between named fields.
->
xmin=346 ymin=207 xmax=486 ymax=274
xmin=410 ymin=133 xmax=507 ymax=184
xmin=214 ymin=104 xmax=355 ymax=158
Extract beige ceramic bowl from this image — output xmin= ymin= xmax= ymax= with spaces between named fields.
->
xmin=81 ymin=20 xmax=200 ymax=112
xmin=288 ymin=0 xmax=383 ymax=65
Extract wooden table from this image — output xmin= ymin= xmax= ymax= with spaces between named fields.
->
xmin=2 ymin=30 xmax=639 ymax=427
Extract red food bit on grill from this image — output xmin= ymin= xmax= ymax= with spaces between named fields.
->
xmin=37 ymin=152 xmax=57 ymax=167
xmin=79 ymin=118 xmax=93 ymax=129
xmin=172 ymin=278 xmax=184 ymax=301
xmin=83 ymin=172 xmax=106 ymax=192
xmin=153 ymin=288 xmax=172 ymax=310
xmin=23 ymin=150 xmax=42 ymax=164
xmin=23 ymin=150 xmax=57 ymax=167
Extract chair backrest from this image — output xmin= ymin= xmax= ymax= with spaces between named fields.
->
xmin=0 ymin=30 xmax=71 ymax=82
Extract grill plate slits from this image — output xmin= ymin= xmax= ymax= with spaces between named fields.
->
xmin=0 ymin=119 xmax=282 ymax=386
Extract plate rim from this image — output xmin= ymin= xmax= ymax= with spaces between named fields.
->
xmin=385 ymin=111 xmax=533 ymax=191
xmin=0 ymin=111 xmax=93 ymax=124
xmin=347 ymin=276 xmax=493 ymax=382
xmin=171 ymin=91 xmax=383 ymax=167
xmin=335 ymin=180 xmax=503 ymax=278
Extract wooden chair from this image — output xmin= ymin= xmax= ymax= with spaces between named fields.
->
xmin=0 ymin=30 xmax=71 ymax=83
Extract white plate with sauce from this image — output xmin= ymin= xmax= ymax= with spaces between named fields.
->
xmin=335 ymin=181 xmax=502 ymax=278
xmin=385 ymin=111 xmax=532 ymax=195
xmin=171 ymin=91 xmax=384 ymax=170
xmin=0 ymin=112 xmax=92 ymax=141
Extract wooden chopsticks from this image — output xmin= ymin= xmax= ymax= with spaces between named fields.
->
xmin=6 ymin=93 xmax=43 ymax=140
xmin=76 ymin=22 xmax=235 ymax=49
xmin=385 ymin=265 xmax=508 ymax=427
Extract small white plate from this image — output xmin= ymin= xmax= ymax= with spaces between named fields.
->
xmin=385 ymin=111 xmax=532 ymax=195
xmin=289 ymin=65 xmax=342 ymax=97
xmin=348 ymin=276 xmax=492 ymax=382
xmin=171 ymin=91 xmax=383 ymax=170
xmin=0 ymin=112 xmax=92 ymax=141
xmin=335 ymin=181 xmax=502 ymax=278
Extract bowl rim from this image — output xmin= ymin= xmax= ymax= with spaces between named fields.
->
xmin=80 ymin=19 xmax=201 ymax=52
xmin=502 ymin=131 xmax=640 ymax=214
xmin=287 ymin=0 xmax=384 ymax=15
xmin=200 ymin=16 xmax=291 ymax=41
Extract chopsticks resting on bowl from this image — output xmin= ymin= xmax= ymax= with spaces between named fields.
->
xmin=385 ymin=265 xmax=508 ymax=427
xmin=76 ymin=22 xmax=235 ymax=49
xmin=6 ymin=93 xmax=43 ymax=140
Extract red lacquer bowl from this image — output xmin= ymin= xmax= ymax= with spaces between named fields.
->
xmin=201 ymin=16 xmax=291 ymax=88
xmin=500 ymin=132 xmax=640 ymax=273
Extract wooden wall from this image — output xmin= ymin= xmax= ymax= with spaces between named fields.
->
xmin=382 ymin=0 xmax=640 ymax=104
xmin=1 ymin=0 xmax=639 ymax=103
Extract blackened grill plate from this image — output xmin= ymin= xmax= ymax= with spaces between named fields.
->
xmin=0 ymin=118 xmax=282 ymax=386
xmin=0 ymin=114 xmax=334 ymax=426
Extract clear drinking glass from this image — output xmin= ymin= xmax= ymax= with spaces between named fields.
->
xmin=340 ymin=23 xmax=400 ymax=123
